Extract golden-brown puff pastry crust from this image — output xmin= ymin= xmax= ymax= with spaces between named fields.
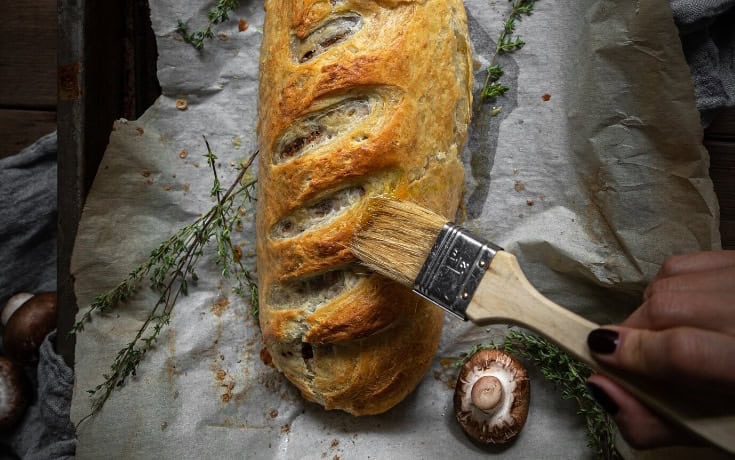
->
xmin=256 ymin=0 xmax=472 ymax=415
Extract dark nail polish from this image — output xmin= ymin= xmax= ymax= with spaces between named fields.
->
xmin=587 ymin=383 xmax=619 ymax=416
xmin=587 ymin=328 xmax=619 ymax=354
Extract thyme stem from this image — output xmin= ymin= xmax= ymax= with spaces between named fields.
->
xmin=176 ymin=0 xmax=241 ymax=50
xmin=481 ymin=0 xmax=538 ymax=103
xmin=73 ymin=146 xmax=259 ymax=423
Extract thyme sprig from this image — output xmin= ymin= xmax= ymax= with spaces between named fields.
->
xmin=481 ymin=0 xmax=538 ymax=104
xmin=177 ymin=0 xmax=240 ymax=50
xmin=456 ymin=330 xmax=619 ymax=459
xmin=72 ymin=144 xmax=259 ymax=422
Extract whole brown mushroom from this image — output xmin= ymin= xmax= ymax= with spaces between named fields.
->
xmin=1 ymin=293 xmax=34 ymax=326
xmin=0 ymin=355 xmax=28 ymax=431
xmin=454 ymin=348 xmax=530 ymax=445
xmin=2 ymin=292 xmax=57 ymax=363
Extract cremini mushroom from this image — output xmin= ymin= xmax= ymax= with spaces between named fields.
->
xmin=0 ymin=355 xmax=28 ymax=431
xmin=2 ymin=292 xmax=57 ymax=363
xmin=454 ymin=348 xmax=530 ymax=445
xmin=1 ymin=293 xmax=34 ymax=327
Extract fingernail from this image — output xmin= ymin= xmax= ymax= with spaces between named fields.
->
xmin=586 ymin=383 xmax=619 ymax=415
xmin=587 ymin=328 xmax=619 ymax=354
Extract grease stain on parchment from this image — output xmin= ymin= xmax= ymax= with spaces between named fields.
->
xmin=210 ymin=296 xmax=230 ymax=317
xmin=166 ymin=327 xmax=177 ymax=385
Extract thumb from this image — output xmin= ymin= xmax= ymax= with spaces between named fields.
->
xmin=586 ymin=326 xmax=735 ymax=389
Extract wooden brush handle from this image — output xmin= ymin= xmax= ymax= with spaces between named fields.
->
xmin=465 ymin=251 xmax=735 ymax=455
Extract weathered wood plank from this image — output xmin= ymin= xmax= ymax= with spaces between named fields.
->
xmin=705 ymin=107 xmax=735 ymax=249
xmin=721 ymin=221 xmax=735 ymax=250
xmin=707 ymin=108 xmax=735 ymax=141
xmin=0 ymin=109 xmax=56 ymax=158
xmin=706 ymin=138 xmax=735 ymax=249
xmin=0 ymin=0 xmax=58 ymax=109
xmin=57 ymin=0 xmax=130 ymax=366
xmin=707 ymin=141 xmax=735 ymax=216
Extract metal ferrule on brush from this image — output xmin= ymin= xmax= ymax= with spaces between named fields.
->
xmin=413 ymin=224 xmax=502 ymax=320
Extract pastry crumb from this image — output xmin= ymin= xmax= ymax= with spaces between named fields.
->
xmin=211 ymin=297 xmax=230 ymax=317
xmin=176 ymin=99 xmax=188 ymax=110
xmin=260 ymin=348 xmax=274 ymax=367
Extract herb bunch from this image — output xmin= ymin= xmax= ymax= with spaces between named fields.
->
xmin=71 ymin=144 xmax=259 ymax=421
xmin=177 ymin=0 xmax=240 ymax=50
xmin=481 ymin=0 xmax=538 ymax=103
xmin=456 ymin=330 xmax=620 ymax=459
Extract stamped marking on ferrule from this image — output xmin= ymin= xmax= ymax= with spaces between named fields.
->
xmin=413 ymin=224 xmax=501 ymax=319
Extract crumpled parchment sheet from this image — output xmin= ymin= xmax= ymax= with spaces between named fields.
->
xmin=70 ymin=0 xmax=720 ymax=458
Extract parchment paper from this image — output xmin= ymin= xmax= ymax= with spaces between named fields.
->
xmin=70 ymin=0 xmax=721 ymax=458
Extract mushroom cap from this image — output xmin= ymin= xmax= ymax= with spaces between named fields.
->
xmin=453 ymin=348 xmax=530 ymax=445
xmin=0 ymin=355 xmax=28 ymax=431
xmin=2 ymin=293 xmax=35 ymax=327
xmin=3 ymin=292 xmax=57 ymax=363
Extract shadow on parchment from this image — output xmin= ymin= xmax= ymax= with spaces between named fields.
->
xmin=464 ymin=11 xmax=520 ymax=219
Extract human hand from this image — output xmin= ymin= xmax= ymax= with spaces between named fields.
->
xmin=586 ymin=250 xmax=735 ymax=449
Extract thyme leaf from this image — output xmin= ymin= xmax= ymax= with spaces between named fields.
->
xmin=177 ymin=0 xmax=240 ymax=50
xmin=481 ymin=82 xmax=510 ymax=100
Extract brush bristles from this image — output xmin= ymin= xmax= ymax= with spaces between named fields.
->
xmin=351 ymin=197 xmax=448 ymax=287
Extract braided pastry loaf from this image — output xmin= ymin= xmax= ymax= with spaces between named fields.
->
xmin=256 ymin=0 xmax=472 ymax=415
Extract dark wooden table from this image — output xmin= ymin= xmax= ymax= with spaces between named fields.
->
xmin=705 ymin=109 xmax=735 ymax=249
xmin=0 ymin=1 xmax=58 ymax=158
xmin=1 ymin=0 xmax=159 ymax=364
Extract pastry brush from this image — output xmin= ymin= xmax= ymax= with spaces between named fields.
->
xmin=350 ymin=196 xmax=735 ymax=454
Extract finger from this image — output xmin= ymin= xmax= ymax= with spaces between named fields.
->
xmin=586 ymin=375 xmax=697 ymax=449
xmin=644 ymin=266 xmax=735 ymax=300
xmin=587 ymin=326 xmax=735 ymax=393
xmin=651 ymin=251 xmax=735 ymax=280
xmin=623 ymin=289 xmax=735 ymax=335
